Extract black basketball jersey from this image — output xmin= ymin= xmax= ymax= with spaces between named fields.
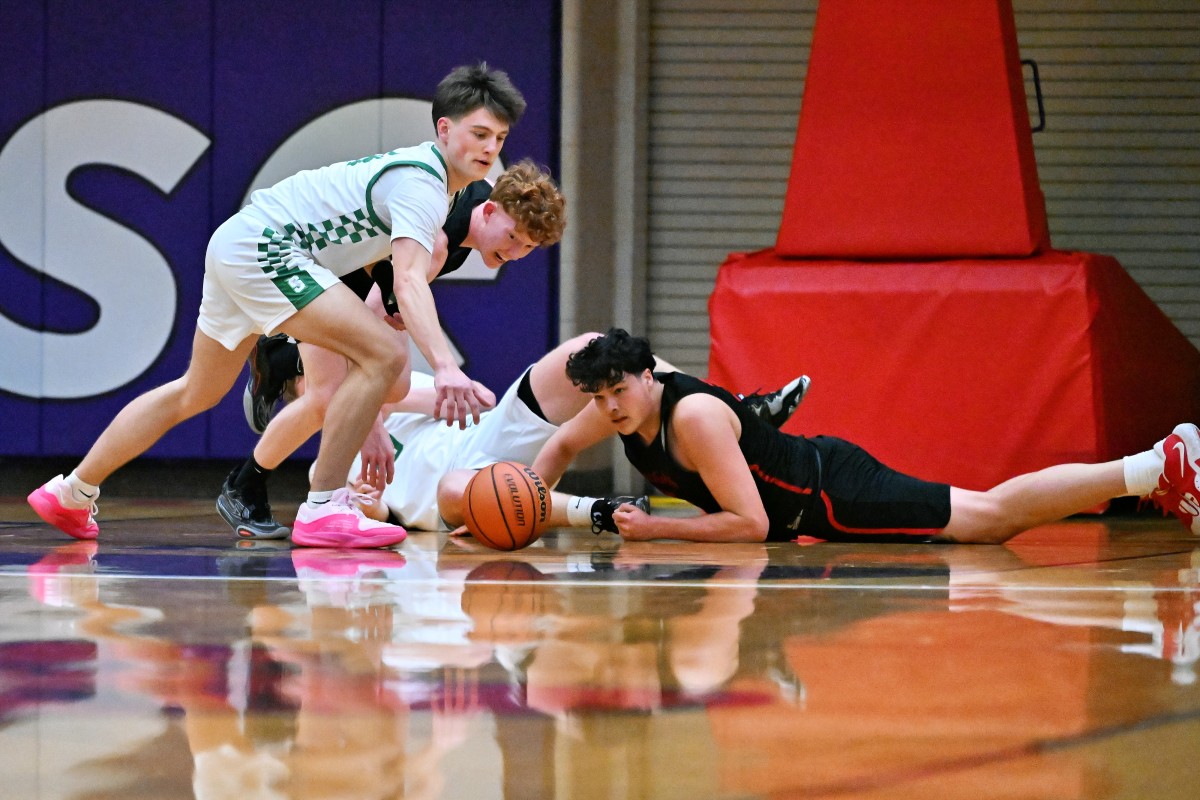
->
xmin=619 ymin=372 xmax=823 ymax=541
xmin=340 ymin=179 xmax=492 ymax=314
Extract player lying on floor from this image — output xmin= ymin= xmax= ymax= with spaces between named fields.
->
xmin=309 ymin=338 xmax=806 ymax=537
xmin=227 ymin=334 xmax=806 ymax=538
xmin=338 ymin=333 xmax=808 ymax=534
xmin=530 ymin=328 xmax=1200 ymax=544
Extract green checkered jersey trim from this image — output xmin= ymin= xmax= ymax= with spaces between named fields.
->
xmin=274 ymin=153 xmax=447 ymax=254
xmin=256 ymin=226 xmax=325 ymax=310
xmin=251 ymin=146 xmax=449 ymax=300
xmin=294 ymin=207 xmax=380 ymax=252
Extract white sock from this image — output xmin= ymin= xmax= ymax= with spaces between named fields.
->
xmin=566 ymin=495 xmax=601 ymax=527
xmin=1122 ymin=449 xmax=1162 ymax=496
xmin=64 ymin=471 xmax=100 ymax=506
xmin=307 ymin=490 xmax=335 ymax=507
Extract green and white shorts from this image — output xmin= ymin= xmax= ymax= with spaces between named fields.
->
xmin=198 ymin=208 xmax=342 ymax=350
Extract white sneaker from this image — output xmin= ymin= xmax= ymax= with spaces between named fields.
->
xmin=739 ymin=375 xmax=811 ymax=428
xmin=291 ymin=488 xmax=407 ymax=548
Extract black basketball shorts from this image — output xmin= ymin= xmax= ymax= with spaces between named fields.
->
xmin=803 ymin=436 xmax=952 ymax=542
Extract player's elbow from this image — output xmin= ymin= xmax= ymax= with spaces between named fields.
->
xmin=710 ymin=510 xmax=768 ymax=543
xmin=391 ymin=264 xmax=424 ymax=301
xmin=737 ymin=510 xmax=770 ymax=543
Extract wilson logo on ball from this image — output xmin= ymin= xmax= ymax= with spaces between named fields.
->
xmin=463 ymin=461 xmax=553 ymax=551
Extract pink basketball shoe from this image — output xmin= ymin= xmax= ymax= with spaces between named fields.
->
xmin=291 ymin=488 xmax=407 ymax=548
xmin=27 ymin=475 xmax=100 ymax=540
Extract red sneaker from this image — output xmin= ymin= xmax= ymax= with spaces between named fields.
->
xmin=27 ymin=475 xmax=100 ymax=540
xmin=1147 ymin=423 xmax=1200 ymax=536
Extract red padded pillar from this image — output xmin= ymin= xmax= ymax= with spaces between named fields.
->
xmin=709 ymin=249 xmax=1200 ymax=491
xmin=776 ymin=0 xmax=1048 ymax=258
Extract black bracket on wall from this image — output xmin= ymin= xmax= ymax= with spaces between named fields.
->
xmin=1022 ymin=59 xmax=1046 ymax=133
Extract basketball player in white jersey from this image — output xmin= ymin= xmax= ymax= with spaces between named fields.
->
xmin=219 ymin=161 xmax=567 ymax=539
xmin=28 ymin=63 xmax=524 ymax=549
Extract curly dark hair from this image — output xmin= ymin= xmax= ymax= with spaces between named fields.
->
xmin=432 ymin=62 xmax=526 ymax=127
xmin=565 ymin=329 xmax=656 ymax=393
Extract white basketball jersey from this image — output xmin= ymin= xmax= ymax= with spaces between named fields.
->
xmin=246 ymin=142 xmax=449 ymax=277
xmin=361 ymin=370 xmax=559 ymax=531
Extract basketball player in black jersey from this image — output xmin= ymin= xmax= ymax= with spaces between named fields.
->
xmin=532 ymin=329 xmax=1200 ymax=544
xmin=218 ymin=161 xmax=566 ymax=539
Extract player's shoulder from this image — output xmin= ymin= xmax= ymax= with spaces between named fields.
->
xmin=362 ymin=143 xmax=448 ymax=186
xmin=673 ymin=390 xmax=734 ymax=426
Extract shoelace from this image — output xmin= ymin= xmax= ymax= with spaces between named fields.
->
xmin=63 ymin=488 xmax=99 ymax=520
xmin=236 ymin=481 xmax=275 ymax=519
xmin=335 ymin=487 xmax=381 ymax=516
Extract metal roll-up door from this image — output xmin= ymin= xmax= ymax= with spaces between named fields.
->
xmin=646 ymin=0 xmax=815 ymax=376
xmin=1016 ymin=2 xmax=1200 ymax=346
xmin=644 ymin=0 xmax=1200 ymax=375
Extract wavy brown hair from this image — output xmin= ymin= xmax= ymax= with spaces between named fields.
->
xmin=489 ymin=160 xmax=567 ymax=246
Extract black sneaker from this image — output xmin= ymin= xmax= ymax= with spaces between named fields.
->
xmin=216 ymin=468 xmax=291 ymax=540
xmin=590 ymin=495 xmax=650 ymax=534
xmin=740 ymin=375 xmax=811 ymax=428
xmin=243 ymin=334 xmax=300 ymax=434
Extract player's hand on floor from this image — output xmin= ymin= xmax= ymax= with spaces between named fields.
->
xmin=613 ymin=502 xmax=654 ymax=541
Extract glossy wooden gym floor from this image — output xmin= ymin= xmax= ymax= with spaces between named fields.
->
xmin=0 ymin=495 xmax=1197 ymax=799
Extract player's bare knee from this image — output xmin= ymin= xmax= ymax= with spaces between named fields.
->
xmin=944 ymin=489 xmax=1016 ymax=543
xmin=437 ymin=470 xmax=473 ymax=525
xmin=383 ymin=370 xmax=412 ymax=404
xmin=358 ymin=338 xmax=405 ymax=384
xmin=305 ymin=387 xmax=334 ymax=419
xmin=174 ymin=376 xmax=225 ymax=416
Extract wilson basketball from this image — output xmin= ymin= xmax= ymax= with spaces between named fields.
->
xmin=462 ymin=461 xmax=552 ymax=551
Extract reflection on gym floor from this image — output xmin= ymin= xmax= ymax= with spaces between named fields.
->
xmin=1 ymin=497 xmax=1197 ymax=799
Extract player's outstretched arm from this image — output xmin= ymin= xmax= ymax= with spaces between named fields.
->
xmin=389 ymin=237 xmax=489 ymax=428
xmin=532 ymin=403 xmax=616 ymax=489
xmin=381 ymin=380 xmax=495 ymax=419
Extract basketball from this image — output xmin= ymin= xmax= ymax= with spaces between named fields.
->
xmin=462 ymin=461 xmax=552 ymax=551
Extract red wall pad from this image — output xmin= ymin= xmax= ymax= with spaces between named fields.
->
xmin=776 ymin=0 xmax=1048 ymax=259
xmin=709 ymin=249 xmax=1200 ymax=492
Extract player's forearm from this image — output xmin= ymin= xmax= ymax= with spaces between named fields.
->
xmin=532 ymin=439 xmax=577 ymax=489
xmin=639 ymin=510 xmax=768 ymax=543
xmin=383 ymin=385 xmax=438 ymax=417
xmin=393 ymin=271 xmax=455 ymax=371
